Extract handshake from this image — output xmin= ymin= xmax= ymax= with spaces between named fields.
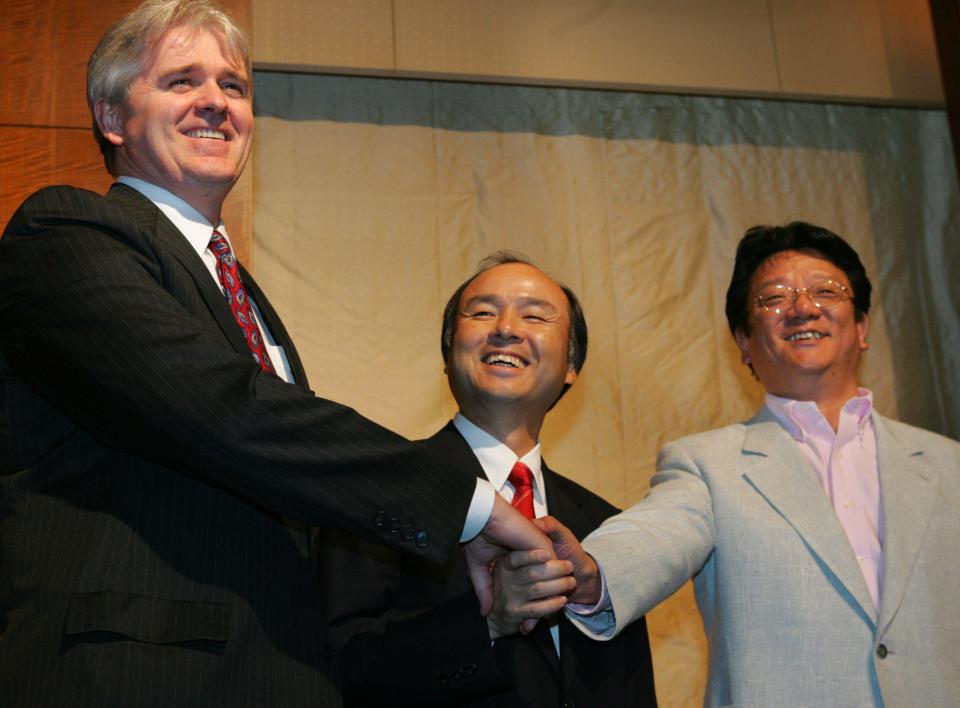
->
xmin=465 ymin=494 xmax=604 ymax=640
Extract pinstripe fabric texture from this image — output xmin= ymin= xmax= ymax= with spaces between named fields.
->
xmin=318 ymin=423 xmax=657 ymax=707
xmin=0 ymin=185 xmax=481 ymax=706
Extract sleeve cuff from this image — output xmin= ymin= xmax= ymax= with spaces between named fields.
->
xmin=460 ymin=478 xmax=496 ymax=542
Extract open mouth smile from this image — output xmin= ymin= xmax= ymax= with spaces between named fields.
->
xmin=785 ymin=331 xmax=827 ymax=342
xmin=185 ymin=128 xmax=226 ymax=140
xmin=482 ymin=353 xmax=528 ymax=368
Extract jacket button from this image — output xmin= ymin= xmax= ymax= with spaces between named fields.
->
xmin=439 ymin=671 xmax=450 ymax=685
xmin=464 ymin=663 xmax=478 ymax=677
xmin=322 ymin=645 xmax=335 ymax=662
xmin=415 ymin=530 xmax=430 ymax=548
xmin=401 ymin=524 xmax=416 ymax=542
xmin=372 ymin=510 xmax=386 ymax=528
xmin=388 ymin=517 xmax=402 ymax=534
xmin=876 ymin=644 xmax=888 ymax=659
xmin=562 ymin=702 xmax=576 ymax=708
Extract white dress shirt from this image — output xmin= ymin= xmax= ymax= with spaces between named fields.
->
xmin=454 ymin=413 xmax=560 ymax=651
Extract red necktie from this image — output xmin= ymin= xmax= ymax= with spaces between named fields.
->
xmin=209 ymin=231 xmax=275 ymax=373
xmin=508 ymin=461 xmax=535 ymax=519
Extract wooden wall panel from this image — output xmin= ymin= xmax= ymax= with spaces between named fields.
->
xmin=0 ymin=0 xmax=253 ymax=265
xmin=772 ymin=0 xmax=942 ymax=102
xmin=253 ymin=0 xmax=394 ymax=71
xmin=0 ymin=127 xmax=113 ymax=227
xmin=251 ymin=0 xmax=944 ymax=106
xmin=771 ymin=0 xmax=893 ymax=99
xmin=0 ymin=0 xmax=138 ymax=129
xmin=394 ymin=0 xmax=779 ymax=92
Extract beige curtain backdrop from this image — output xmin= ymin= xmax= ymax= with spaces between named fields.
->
xmin=251 ymin=73 xmax=960 ymax=707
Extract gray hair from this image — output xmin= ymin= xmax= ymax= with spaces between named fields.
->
xmin=87 ymin=0 xmax=251 ymax=174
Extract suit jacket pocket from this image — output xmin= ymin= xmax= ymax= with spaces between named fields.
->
xmin=65 ymin=591 xmax=231 ymax=644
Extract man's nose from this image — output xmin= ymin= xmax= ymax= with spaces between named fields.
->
xmin=788 ymin=289 xmax=820 ymax=318
xmin=492 ymin=311 xmax=522 ymax=340
xmin=196 ymin=81 xmax=228 ymax=115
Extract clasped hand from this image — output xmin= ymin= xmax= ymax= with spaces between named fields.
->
xmin=462 ymin=495 xmax=601 ymax=640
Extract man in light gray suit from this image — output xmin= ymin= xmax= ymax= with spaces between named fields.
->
xmin=513 ymin=222 xmax=960 ymax=707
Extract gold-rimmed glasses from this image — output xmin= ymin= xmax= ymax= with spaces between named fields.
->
xmin=754 ymin=279 xmax=851 ymax=316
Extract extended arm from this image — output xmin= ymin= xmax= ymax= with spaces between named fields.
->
xmin=565 ymin=440 xmax=716 ymax=639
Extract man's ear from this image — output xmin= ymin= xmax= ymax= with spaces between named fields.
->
xmin=94 ymin=98 xmax=125 ymax=147
xmin=564 ymin=364 xmax=578 ymax=386
xmin=857 ymin=312 xmax=869 ymax=352
xmin=734 ymin=327 xmax=752 ymax=365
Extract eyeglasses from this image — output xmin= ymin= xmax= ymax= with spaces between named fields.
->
xmin=754 ymin=280 xmax=851 ymax=316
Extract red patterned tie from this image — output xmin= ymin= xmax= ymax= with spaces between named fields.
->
xmin=209 ymin=231 xmax=275 ymax=373
xmin=508 ymin=461 xmax=535 ymax=519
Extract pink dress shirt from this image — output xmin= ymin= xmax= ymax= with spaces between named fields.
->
xmin=765 ymin=390 xmax=883 ymax=610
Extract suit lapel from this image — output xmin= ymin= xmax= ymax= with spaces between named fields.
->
xmin=540 ymin=463 xmax=587 ymax=679
xmin=106 ymin=184 xmax=249 ymax=356
xmin=105 ymin=184 xmax=310 ymax=386
xmin=874 ymin=415 xmax=938 ymax=636
xmin=541 ymin=464 xmax=592 ymax=539
xmin=740 ymin=408 xmax=877 ymax=624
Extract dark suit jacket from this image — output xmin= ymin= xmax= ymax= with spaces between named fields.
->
xmin=319 ymin=423 xmax=657 ymax=707
xmin=0 ymin=185 xmax=481 ymax=707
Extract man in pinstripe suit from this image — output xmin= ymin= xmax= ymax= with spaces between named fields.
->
xmin=0 ymin=1 xmax=549 ymax=705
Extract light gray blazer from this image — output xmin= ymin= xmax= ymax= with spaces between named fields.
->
xmin=570 ymin=409 xmax=960 ymax=708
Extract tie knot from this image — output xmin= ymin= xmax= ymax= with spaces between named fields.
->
xmin=508 ymin=461 xmax=535 ymax=519
xmin=508 ymin=460 xmax=533 ymax=490
xmin=209 ymin=230 xmax=233 ymax=259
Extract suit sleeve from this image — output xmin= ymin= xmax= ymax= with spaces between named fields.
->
xmin=319 ymin=529 xmax=513 ymax=706
xmin=569 ymin=439 xmax=716 ymax=639
xmin=0 ymin=187 xmax=477 ymax=563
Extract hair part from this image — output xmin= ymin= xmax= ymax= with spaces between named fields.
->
xmin=87 ymin=0 xmax=251 ymax=174
xmin=724 ymin=221 xmax=872 ymax=339
xmin=440 ymin=251 xmax=588 ymax=404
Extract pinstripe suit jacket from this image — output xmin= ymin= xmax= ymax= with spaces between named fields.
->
xmin=0 ymin=184 xmax=481 ymax=707
xmin=319 ymin=423 xmax=657 ymax=707
xmin=571 ymin=408 xmax=960 ymax=708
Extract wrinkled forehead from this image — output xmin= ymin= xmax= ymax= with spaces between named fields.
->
xmin=141 ymin=24 xmax=249 ymax=79
xmin=460 ymin=263 xmax=569 ymax=311
xmin=751 ymin=248 xmax=850 ymax=290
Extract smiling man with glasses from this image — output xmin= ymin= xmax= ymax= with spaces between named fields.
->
xmin=503 ymin=221 xmax=960 ymax=707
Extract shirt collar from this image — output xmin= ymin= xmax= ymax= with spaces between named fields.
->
xmin=765 ymin=388 xmax=874 ymax=441
xmin=452 ymin=413 xmax=543 ymax=494
xmin=118 ymin=176 xmax=229 ymax=258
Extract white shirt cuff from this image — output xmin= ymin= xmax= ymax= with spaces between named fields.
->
xmin=460 ymin=478 xmax=497 ymax=542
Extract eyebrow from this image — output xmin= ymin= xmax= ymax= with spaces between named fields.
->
xmin=158 ymin=64 xmax=249 ymax=84
xmin=461 ymin=294 xmax=558 ymax=312
xmin=754 ymin=273 xmax=842 ymax=289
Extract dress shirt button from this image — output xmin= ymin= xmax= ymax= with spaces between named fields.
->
xmin=372 ymin=510 xmax=387 ymax=528
xmin=843 ymin=501 xmax=853 ymax=509
xmin=877 ymin=644 xmax=888 ymax=659
xmin=415 ymin=530 xmax=430 ymax=548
